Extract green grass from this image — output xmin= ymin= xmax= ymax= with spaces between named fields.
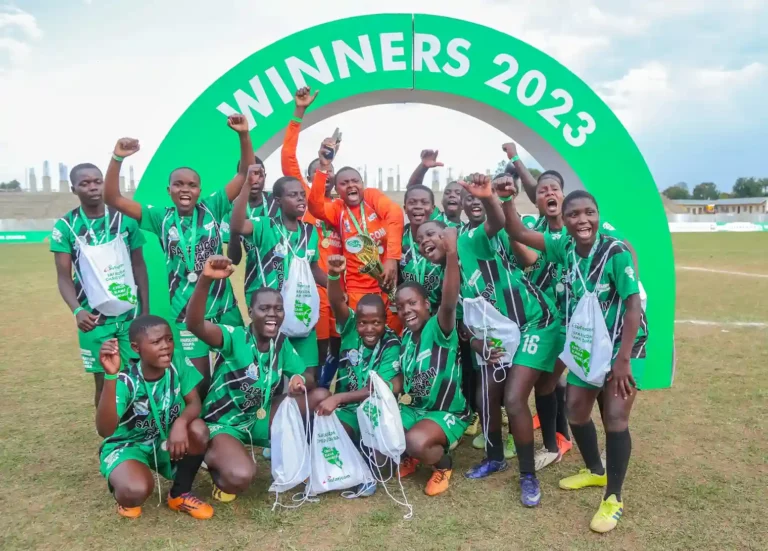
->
xmin=1 ymin=234 xmax=767 ymax=550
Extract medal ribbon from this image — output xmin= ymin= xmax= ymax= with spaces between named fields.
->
xmin=246 ymin=194 xmax=269 ymax=219
xmin=142 ymin=369 xmax=171 ymax=444
xmin=344 ymin=203 xmax=368 ymax=239
xmin=249 ymin=332 xmax=276 ymax=415
xmin=358 ymin=339 xmax=382 ymax=387
xmin=407 ymin=229 xmax=427 ymax=284
xmin=399 ymin=337 xmax=420 ymax=395
xmin=172 ymin=208 xmax=198 ymax=274
xmin=79 ymin=207 xmax=111 ymax=244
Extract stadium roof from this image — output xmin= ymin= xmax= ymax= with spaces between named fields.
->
xmin=672 ymin=197 xmax=767 ymax=206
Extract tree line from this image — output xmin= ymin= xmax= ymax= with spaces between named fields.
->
xmin=663 ymin=177 xmax=768 ymax=200
xmin=0 ymin=180 xmax=22 ymax=191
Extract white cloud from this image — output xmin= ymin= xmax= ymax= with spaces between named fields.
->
xmin=0 ymin=5 xmax=42 ymax=70
xmin=0 ymin=6 xmax=42 ymax=39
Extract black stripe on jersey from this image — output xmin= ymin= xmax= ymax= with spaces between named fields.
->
xmin=428 ymin=341 xmax=454 ymax=412
xmin=586 ymin=237 xmax=628 ymax=288
xmin=479 ymin=258 xmax=528 ymax=328
xmin=520 ymin=274 xmax=555 ymax=329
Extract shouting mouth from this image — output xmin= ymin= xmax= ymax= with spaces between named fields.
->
xmin=576 ymin=226 xmax=592 ymax=240
xmin=347 ymin=189 xmax=360 ymax=201
xmin=264 ymin=320 xmax=278 ymax=332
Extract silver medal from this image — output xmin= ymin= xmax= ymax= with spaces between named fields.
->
xmin=187 ymin=272 xmax=198 ymax=283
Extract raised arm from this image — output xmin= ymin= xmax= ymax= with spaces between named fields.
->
xmin=186 ymin=256 xmax=236 ymax=349
xmin=495 ymin=179 xmax=547 ymax=252
xmin=407 ymin=149 xmax=444 ymax=188
xmin=461 ymin=173 xmax=504 ymax=238
xmin=503 ymin=142 xmax=538 ymax=204
xmin=307 ymin=138 xmax=340 ymax=225
xmin=326 ymin=255 xmax=350 ymax=327
xmin=105 ymin=139 xmax=144 ymax=221
xmin=223 ymin=114 xmax=255 ymax=202
xmin=95 ymin=339 xmax=122 ymax=437
xmin=229 ymin=169 xmax=256 ymax=237
xmin=282 ymin=87 xmax=319 ymax=185
xmin=436 ymin=226 xmax=459 ymax=335
xmin=493 ymin=174 xmax=541 ymax=266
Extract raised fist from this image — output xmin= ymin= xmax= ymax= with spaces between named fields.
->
xmin=227 ymin=114 xmax=249 ymax=134
xmin=99 ymin=338 xmax=122 ymax=375
xmin=460 ymin=173 xmax=493 ymax=199
xmin=114 ymin=138 xmax=140 ymax=158
xmin=202 ymin=255 xmax=235 ymax=280
xmin=493 ymin=175 xmax=518 ymax=199
xmin=502 ymin=142 xmax=519 ymax=159
xmin=326 ymin=255 xmax=346 ymax=276
xmin=438 ymin=226 xmax=458 ymax=255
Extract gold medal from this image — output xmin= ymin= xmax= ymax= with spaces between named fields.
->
xmin=399 ymin=393 xmax=413 ymax=406
xmin=321 ymin=237 xmax=330 ymax=248
xmin=256 ymin=407 xmax=267 ymax=420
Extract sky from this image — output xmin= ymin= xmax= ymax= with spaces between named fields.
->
xmin=1 ymin=0 xmax=767 ymax=192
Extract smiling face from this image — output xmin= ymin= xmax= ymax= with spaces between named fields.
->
xmin=536 ymin=177 xmax=564 ymax=218
xmin=249 ymin=290 xmax=285 ymax=339
xmin=132 ymin=324 xmax=175 ymax=370
xmin=563 ymin=196 xmax=599 ymax=249
xmin=71 ymin=168 xmax=104 ymax=209
xmin=404 ymin=188 xmax=434 ymax=228
xmin=247 ymin=163 xmax=266 ymax=200
xmin=278 ymin=179 xmax=307 ymax=219
xmin=395 ymin=285 xmax=431 ymax=334
xmin=415 ymin=221 xmax=445 ymax=264
xmin=356 ymin=303 xmax=387 ymax=347
xmin=168 ymin=168 xmax=201 ymax=214
xmin=463 ymin=191 xmax=486 ymax=225
xmin=442 ymin=181 xmax=464 ymax=218
xmin=335 ymin=168 xmax=363 ymax=207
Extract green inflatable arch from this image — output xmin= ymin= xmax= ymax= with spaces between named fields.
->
xmin=135 ymin=13 xmax=675 ymax=389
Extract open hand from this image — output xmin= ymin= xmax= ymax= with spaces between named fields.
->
xmin=99 ymin=338 xmax=122 ymax=375
xmin=420 ymin=149 xmax=444 ymax=169
xmin=114 ymin=138 xmax=140 ymax=158
xmin=202 ymin=255 xmax=235 ymax=280
xmin=607 ymin=357 xmax=635 ymax=400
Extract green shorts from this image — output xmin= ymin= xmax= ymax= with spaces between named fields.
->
xmin=207 ymin=418 xmax=270 ymax=449
xmin=567 ymin=357 xmax=646 ymax=390
xmin=78 ymin=320 xmax=136 ymax=374
xmin=336 ymin=405 xmax=360 ymax=440
xmin=99 ymin=442 xmax=174 ymax=482
xmin=290 ymin=330 xmax=319 ymax=370
xmin=178 ymin=307 xmax=244 ymax=359
xmin=512 ymin=322 xmax=564 ymax=373
xmin=400 ymin=406 xmax=469 ymax=447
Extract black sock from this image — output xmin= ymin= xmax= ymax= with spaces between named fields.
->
xmin=170 ymin=454 xmax=205 ymax=498
xmin=516 ymin=440 xmax=535 ymax=475
xmin=460 ymin=339 xmax=477 ymax=411
xmin=570 ymin=421 xmax=605 ymax=475
xmin=605 ymin=429 xmax=631 ymax=501
xmin=535 ymin=391 xmax=558 ymax=453
xmin=435 ymin=453 xmax=452 ymax=470
xmin=486 ymin=429 xmax=504 ymax=462
xmin=555 ymin=383 xmax=570 ymax=439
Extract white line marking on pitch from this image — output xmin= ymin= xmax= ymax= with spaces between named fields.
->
xmin=678 ymin=266 xmax=768 ymax=278
xmin=676 ymin=320 xmax=768 ymax=328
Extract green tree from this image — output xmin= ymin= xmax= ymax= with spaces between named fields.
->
xmin=0 ymin=180 xmax=21 ymax=191
xmin=692 ymin=182 xmax=719 ymax=200
xmin=494 ymin=160 xmax=507 ymax=174
xmin=732 ymin=177 xmax=766 ymax=198
xmin=719 ymin=192 xmax=732 ymax=199
xmin=662 ymin=182 xmax=690 ymax=200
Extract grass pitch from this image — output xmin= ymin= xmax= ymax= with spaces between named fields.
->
xmin=1 ymin=233 xmax=766 ymax=550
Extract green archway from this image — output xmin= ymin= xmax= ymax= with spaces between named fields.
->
xmin=135 ymin=13 xmax=675 ymax=389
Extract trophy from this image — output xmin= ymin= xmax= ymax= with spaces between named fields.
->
xmin=356 ymin=235 xmax=396 ymax=301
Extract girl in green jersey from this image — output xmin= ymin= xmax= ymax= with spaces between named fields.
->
xmin=504 ymin=190 xmax=646 ymax=533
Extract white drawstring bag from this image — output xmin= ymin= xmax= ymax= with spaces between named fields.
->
xmin=559 ymin=245 xmax=622 ymax=387
xmin=280 ymin=255 xmax=320 ymax=338
xmin=63 ymin=216 xmax=137 ymax=317
xmin=462 ymin=296 xmax=521 ymax=367
xmin=308 ymin=412 xmax=373 ymax=496
xmin=357 ymin=371 xmax=406 ymax=462
xmin=639 ymin=281 xmax=647 ymax=311
xmin=269 ymin=397 xmax=310 ymax=495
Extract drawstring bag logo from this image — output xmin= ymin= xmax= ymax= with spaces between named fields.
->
xmin=569 ymin=342 xmax=591 ymax=374
xmin=322 ymin=446 xmax=343 ymax=469
xmin=362 ymin=401 xmax=380 ymax=428
xmin=108 ymin=282 xmax=137 ymax=305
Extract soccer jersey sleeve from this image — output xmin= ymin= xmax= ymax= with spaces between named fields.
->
xmin=49 ymin=218 xmax=73 ymax=254
xmin=426 ymin=315 xmax=458 ymax=348
xmin=460 ymin=224 xmax=497 ymax=260
xmin=280 ymin=338 xmax=306 ymax=377
xmin=177 ymin=352 xmax=204 ymax=396
xmin=281 ymin=120 xmax=306 ymax=185
xmin=202 ymin=188 xmax=233 ymax=220
xmin=220 ymin=214 xmax=231 ymax=244
xmin=337 ymin=308 xmax=357 ymax=339
xmin=376 ymin=340 xmax=402 ymax=382
xmin=249 ymin=217 xmax=269 ymax=250
xmin=306 ymin=224 xmax=320 ymax=263
xmin=139 ymin=204 xmax=165 ymax=237
xmin=124 ymin=217 xmax=146 ymax=250
xmin=599 ymin=219 xmax=624 ymax=240
xmin=363 ymin=188 xmax=404 ymax=261
xmin=544 ymin=231 xmax=568 ymax=265
xmin=114 ymin=376 xmax=133 ymax=419
xmin=216 ymin=324 xmax=243 ymax=357
xmin=610 ymin=248 xmax=640 ymax=300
